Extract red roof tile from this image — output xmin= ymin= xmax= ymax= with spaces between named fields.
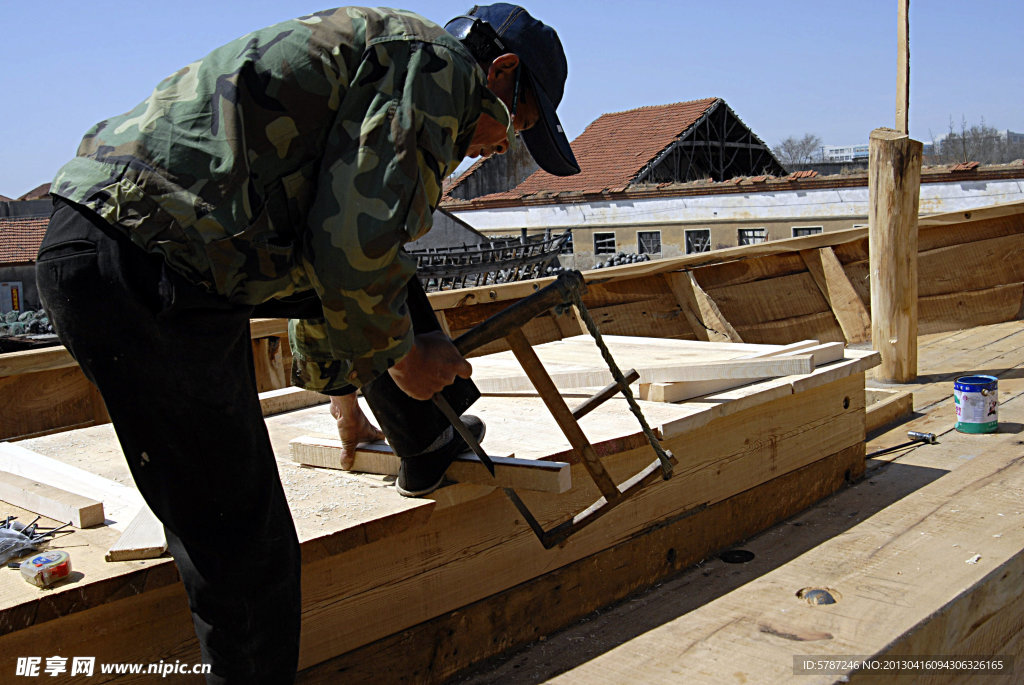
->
xmin=0 ymin=216 xmax=48 ymax=265
xmin=950 ymin=161 xmax=980 ymax=172
xmin=481 ymin=98 xmax=720 ymax=199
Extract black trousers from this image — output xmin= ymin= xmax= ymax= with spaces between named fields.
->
xmin=36 ymin=198 xmax=474 ymax=683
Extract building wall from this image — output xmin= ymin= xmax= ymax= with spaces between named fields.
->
xmin=447 ymin=144 xmax=539 ymax=201
xmin=452 ymin=177 xmax=1024 ymax=270
xmin=0 ymin=264 xmax=40 ymax=312
xmin=536 ymin=217 xmax=862 ymax=271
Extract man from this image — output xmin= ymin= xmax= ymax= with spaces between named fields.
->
xmin=37 ymin=4 xmax=577 ymax=682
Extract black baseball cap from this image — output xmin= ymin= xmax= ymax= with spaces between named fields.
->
xmin=446 ymin=4 xmax=580 ymax=176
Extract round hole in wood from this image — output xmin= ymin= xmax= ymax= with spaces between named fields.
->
xmin=796 ymin=587 xmax=841 ymax=605
xmin=720 ymin=549 xmax=755 ymax=564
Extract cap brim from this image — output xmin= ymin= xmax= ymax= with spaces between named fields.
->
xmin=520 ymin=71 xmax=580 ymax=176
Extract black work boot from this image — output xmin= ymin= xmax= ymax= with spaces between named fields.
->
xmin=395 ymin=415 xmax=486 ymax=497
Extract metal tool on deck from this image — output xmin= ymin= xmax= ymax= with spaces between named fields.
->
xmin=866 ymin=430 xmax=939 ymax=458
xmin=432 ymin=270 xmax=676 ymax=549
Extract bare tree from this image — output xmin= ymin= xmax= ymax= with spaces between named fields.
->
xmin=773 ymin=133 xmax=823 ymax=168
xmin=927 ymin=117 xmax=1024 ymax=165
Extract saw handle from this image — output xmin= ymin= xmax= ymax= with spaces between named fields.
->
xmin=452 ymin=271 xmax=586 ymax=356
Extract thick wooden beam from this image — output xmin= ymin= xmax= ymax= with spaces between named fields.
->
xmin=0 ymin=470 xmax=105 ymax=528
xmin=663 ymin=271 xmax=742 ymax=343
xmin=800 ymin=247 xmax=871 ymax=343
xmin=869 ymin=128 xmax=922 ymax=382
xmin=0 ymin=442 xmax=144 ymax=530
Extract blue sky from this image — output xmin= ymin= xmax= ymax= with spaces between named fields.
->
xmin=1 ymin=0 xmax=1021 ymax=198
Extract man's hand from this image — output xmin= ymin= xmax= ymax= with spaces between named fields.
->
xmin=388 ymin=331 xmax=472 ymax=400
xmin=329 ymin=394 xmax=386 ymax=470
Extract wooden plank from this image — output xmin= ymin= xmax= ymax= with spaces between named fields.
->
xmin=0 ymin=345 xmax=76 ymax=377
xmin=800 ymin=246 xmax=871 ymax=343
xmin=289 ymin=436 xmax=571 ymax=494
xmin=0 ymin=442 xmax=144 ymax=530
xmin=918 ymin=199 xmax=1024 ymax=228
xmin=918 ymin=232 xmax=1024 ymax=297
xmin=734 ymin=310 xmax=844 ymax=346
xmin=474 ymin=356 xmax=814 ymax=394
xmin=580 ymin=297 xmax=689 ymax=341
xmin=105 ymin=505 xmax=167 ymax=562
xmin=865 ymin=387 xmax=915 ymax=434
xmin=706 ymin=271 xmax=829 ymax=327
xmin=919 ymin=283 xmax=1024 ymax=335
xmin=645 ymin=342 xmax=843 ymax=404
xmin=258 ymin=387 xmax=329 ymax=416
xmin=0 ymin=470 xmax=105 ymax=528
xmin=869 ymin=127 xmax=923 ymax=382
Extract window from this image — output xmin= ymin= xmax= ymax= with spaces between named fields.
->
xmin=685 ymin=229 xmax=711 ymax=254
xmin=594 ymin=232 xmax=616 ymax=255
xmin=792 ymin=226 xmax=823 ymax=237
xmin=738 ymin=228 xmax=767 ymax=245
xmin=637 ymin=230 xmax=662 ymax=255
xmin=559 ymin=230 xmax=574 ymax=254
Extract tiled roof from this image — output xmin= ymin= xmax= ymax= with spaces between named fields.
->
xmin=0 ymin=216 xmax=48 ymax=265
xmin=0 ymin=195 xmax=12 ymax=202
xmin=477 ymin=98 xmax=720 ymax=200
xmin=18 ymin=183 xmax=51 ymax=201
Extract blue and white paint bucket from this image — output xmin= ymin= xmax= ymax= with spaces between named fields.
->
xmin=954 ymin=375 xmax=999 ymax=433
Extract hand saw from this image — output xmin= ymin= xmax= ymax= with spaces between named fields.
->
xmin=432 ymin=270 xmax=675 ymax=548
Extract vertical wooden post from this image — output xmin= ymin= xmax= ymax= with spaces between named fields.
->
xmin=868 ymin=128 xmax=922 ymax=382
xmin=896 ymin=0 xmax=910 ymax=133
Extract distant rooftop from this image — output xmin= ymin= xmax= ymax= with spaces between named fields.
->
xmin=448 ymin=98 xmax=786 ymax=206
xmin=0 ymin=216 xmax=49 ymax=265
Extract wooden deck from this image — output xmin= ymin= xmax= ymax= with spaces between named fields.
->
xmin=0 ymin=335 xmax=875 ymax=682
xmin=450 ymin=319 xmax=1024 ymax=684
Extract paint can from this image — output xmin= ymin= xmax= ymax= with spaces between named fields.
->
xmin=954 ymin=375 xmax=998 ymax=433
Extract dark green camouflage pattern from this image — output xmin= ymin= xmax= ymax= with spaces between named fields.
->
xmin=51 ymin=7 xmax=511 ymax=391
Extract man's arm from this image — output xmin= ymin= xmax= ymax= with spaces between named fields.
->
xmin=292 ymin=37 xmax=485 ymax=393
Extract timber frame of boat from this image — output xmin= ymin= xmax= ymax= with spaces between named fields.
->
xmin=2 ymin=200 xmax=1021 ymax=443
xmin=0 ymin=200 xmax=1023 ymax=684
xmin=407 ymin=230 xmax=570 ymax=292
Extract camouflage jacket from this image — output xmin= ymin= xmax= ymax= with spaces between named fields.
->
xmin=51 ymin=7 xmax=511 ymax=391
